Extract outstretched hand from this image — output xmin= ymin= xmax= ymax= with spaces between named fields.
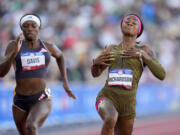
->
xmin=63 ymin=83 xmax=76 ymax=99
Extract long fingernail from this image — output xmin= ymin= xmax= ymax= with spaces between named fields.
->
xmin=110 ymin=54 xmax=115 ymax=56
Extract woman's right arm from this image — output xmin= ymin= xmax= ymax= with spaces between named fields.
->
xmin=0 ymin=41 xmax=17 ymax=77
xmin=0 ymin=33 xmax=22 ymax=77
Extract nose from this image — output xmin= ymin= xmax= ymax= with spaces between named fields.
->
xmin=27 ymin=26 xmax=33 ymax=30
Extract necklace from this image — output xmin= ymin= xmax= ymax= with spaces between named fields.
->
xmin=122 ymin=42 xmax=136 ymax=51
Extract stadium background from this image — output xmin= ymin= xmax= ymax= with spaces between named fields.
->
xmin=0 ymin=0 xmax=180 ymax=135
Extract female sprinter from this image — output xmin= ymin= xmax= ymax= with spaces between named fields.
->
xmin=0 ymin=13 xmax=76 ymax=135
xmin=91 ymin=14 xmax=166 ymax=135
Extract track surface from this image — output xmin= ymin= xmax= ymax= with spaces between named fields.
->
xmin=43 ymin=115 xmax=180 ymax=135
xmin=1 ymin=115 xmax=180 ymax=135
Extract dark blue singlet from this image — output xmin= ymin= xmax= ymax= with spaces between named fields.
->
xmin=15 ymin=40 xmax=51 ymax=80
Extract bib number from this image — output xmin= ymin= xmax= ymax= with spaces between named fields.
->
xmin=21 ymin=52 xmax=45 ymax=71
xmin=108 ymin=69 xmax=133 ymax=89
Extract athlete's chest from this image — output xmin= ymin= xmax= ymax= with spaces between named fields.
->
xmin=20 ymin=52 xmax=46 ymax=71
xmin=110 ymin=46 xmax=142 ymax=69
xmin=17 ymin=45 xmax=50 ymax=71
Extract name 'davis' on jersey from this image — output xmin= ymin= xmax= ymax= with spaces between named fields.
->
xmin=27 ymin=58 xmax=40 ymax=64
xmin=109 ymin=77 xmax=132 ymax=82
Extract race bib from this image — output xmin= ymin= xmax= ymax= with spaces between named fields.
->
xmin=20 ymin=52 xmax=45 ymax=71
xmin=108 ymin=69 xmax=133 ymax=89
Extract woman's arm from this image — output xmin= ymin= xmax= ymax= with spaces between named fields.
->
xmin=44 ymin=42 xmax=76 ymax=99
xmin=91 ymin=59 xmax=108 ymax=78
xmin=91 ymin=45 xmax=115 ymax=77
xmin=116 ymin=44 xmax=165 ymax=80
xmin=0 ymin=34 xmax=22 ymax=77
xmin=141 ymin=46 xmax=166 ymax=80
xmin=0 ymin=43 xmax=15 ymax=77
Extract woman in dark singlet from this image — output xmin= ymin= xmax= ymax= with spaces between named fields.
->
xmin=91 ymin=14 xmax=166 ymax=135
xmin=0 ymin=13 xmax=76 ymax=135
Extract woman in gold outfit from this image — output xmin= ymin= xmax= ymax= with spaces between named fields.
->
xmin=91 ymin=14 xmax=166 ymax=135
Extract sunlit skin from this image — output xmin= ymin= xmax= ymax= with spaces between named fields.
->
xmin=121 ymin=16 xmax=139 ymax=38
xmin=21 ymin=21 xmax=39 ymax=42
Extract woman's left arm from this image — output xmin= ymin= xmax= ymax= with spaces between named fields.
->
xmin=141 ymin=46 xmax=166 ymax=80
xmin=45 ymin=42 xmax=76 ymax=99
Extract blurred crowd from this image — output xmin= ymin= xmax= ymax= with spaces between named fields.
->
xmin=0 ymin=0 xmax=180 ymax=86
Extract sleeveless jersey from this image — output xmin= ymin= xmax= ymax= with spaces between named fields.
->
xmin=15 ymin=40 xmax=51 ymax=80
